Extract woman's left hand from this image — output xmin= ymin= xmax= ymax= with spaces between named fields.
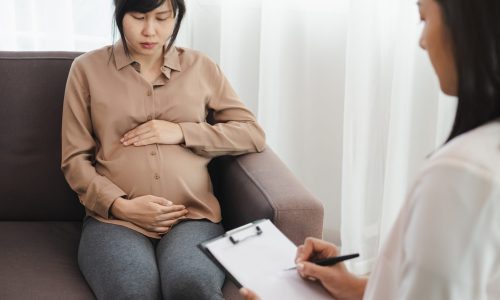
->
xmin=121 ymin=120 xmax=184 ymax=146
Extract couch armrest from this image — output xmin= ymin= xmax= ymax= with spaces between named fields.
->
xmin=211 ymin=147 xmax=324 ymax=245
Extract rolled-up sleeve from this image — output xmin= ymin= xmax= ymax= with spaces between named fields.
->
xmin=61 ymin=58 xmax=126 ymax=219
xmin=179 ymin=62 xmax=265 ymax=158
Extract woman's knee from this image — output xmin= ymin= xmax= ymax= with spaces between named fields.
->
xmin=161 ymin=271 xmax=224 ymax=300
xmin=78 ymin=218 xmax=161 ymax=299
xmin=80 ymin=261 xmax=162 ymax=300
xmin=97 ymin=277 xmax=161 ymax=300
xmin=80 ymin=256 xmax=162 ymax=300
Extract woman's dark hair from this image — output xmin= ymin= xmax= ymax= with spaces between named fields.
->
xmin=112 ymin=0 xmax=185 ymax=56
xmin=436 ymin=0 xmax=500 ymax=142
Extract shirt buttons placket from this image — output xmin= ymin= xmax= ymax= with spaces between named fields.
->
xmin=146 ymin=86 xmax=154 ymax=123
xmin=147 ymin=85 xmax=158 ymax=184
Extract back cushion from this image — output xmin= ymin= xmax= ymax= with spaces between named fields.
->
xmin=0 ymin=52 xmax=84 ymax=221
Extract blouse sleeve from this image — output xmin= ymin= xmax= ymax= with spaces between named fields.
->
xmin=397 ymin=160 xmax=496 ymax=299
xmin=178 ymin=61 xmax=265 ymax=158
xmin=61 ymin=58 xmax=126 ymax=219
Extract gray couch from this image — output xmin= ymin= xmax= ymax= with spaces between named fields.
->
xmin=0 ymin=51 xmax=324 ymax=300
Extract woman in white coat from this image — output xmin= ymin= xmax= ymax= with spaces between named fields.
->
xmin=241 ymin=0 xmax=500 ymax=298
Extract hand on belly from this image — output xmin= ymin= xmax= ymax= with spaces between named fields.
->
xmin=110 ymin=195 xmax=189 ymax=234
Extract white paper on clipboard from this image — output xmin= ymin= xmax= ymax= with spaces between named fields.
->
xmin=199 ymin=219 xmax=332 ymax=300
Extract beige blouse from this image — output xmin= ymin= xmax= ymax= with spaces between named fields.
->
xmin=61 ymin=41 xmax=265 ymax=238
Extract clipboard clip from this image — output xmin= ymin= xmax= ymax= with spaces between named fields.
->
xmin=229 ymin=225 xmax=262 ymax=244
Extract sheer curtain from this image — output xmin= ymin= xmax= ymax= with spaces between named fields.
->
xmin=340 ymin=0 xmax=456 ymax=274
xmin=0 ymin=0 xmax=456 ymax=274
xmin=184 ymin=0 xmax=456 ymax=274
xmin=0 ymin=0 xmax=115 ymax=51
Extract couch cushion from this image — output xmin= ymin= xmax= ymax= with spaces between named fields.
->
xmin=0 ymin=52 xmax=85 ymax=221
xmin=0 ymin=222 xmax=95 ymax=300
xmin=0 ymin=221 xmax=242 ymax=300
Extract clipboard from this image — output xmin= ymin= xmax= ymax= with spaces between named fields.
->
xmin=199 ymin=219 xmax=332 ymax=299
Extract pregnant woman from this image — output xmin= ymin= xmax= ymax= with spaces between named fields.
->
xmin=61 ymin=0 xmax=265 ymax=299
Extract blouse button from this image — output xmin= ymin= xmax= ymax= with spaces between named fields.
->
xmin=147 ymin=89 xmax=152 ymax=96
xmin=154 ymin=174 xmax=160 ymax=180
xmin=150 ymin=151 xmax=157 ymax=156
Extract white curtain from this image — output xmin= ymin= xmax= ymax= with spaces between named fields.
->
xmin=0 ymin=0 xmax=115 ymax=51
xmin=340 ymin=0 xmax=456 ymax=274
xmin=0 ymin=0 xmax=456 ymax=275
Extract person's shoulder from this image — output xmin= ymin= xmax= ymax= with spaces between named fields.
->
xmin=429 ymin=121 xmax=500 ymax=175
xmin=175 ymin=46 xmax=218 ymax=70
xmin=405 ymin=122 xmax=500 ymax=266
xmin=72 ymin=44 xmax=113 ymax=69
xmin=433 ymin=120 xmax=500 ymax=167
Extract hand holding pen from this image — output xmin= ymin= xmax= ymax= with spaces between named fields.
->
xmin=294 ymin=237 xmax=346 ymax=270
xmin=285 ymin=253 xmax=359 ymax=270
xmin=293 ymin=238 xmax=367 ymax=299
xmin=240 ymin=237 xmax=367 ymax=300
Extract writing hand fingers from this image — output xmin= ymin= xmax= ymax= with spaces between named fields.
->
xmin=297 ymin=261 xmax=330 ymax=282
xmin=296 ymin=237 xmax=339 ymax=263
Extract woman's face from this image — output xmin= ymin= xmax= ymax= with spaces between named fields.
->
xmin=122 ymin=1 xmax=175 ymax=59
xmin=418 ymin=0 xmax=458 ymax=96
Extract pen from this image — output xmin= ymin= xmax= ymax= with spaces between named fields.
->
xmin=284 ymin=253 xmax=359 ymax=270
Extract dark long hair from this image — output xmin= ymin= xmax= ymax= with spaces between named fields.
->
xmin=436 ymin=0 xmax=500 ymax=142
xmin=112 ymin=0 xmax=186 ymax=56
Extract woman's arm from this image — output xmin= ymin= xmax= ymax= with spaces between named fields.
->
xmin=119 ymin=56 xmax=265 ymax=157
xmin=395 ymin=160 xmax=496 ymax=300
xmin=61 ymin=58 xmax=127 ymax=219
xmin=178 ymin=62 xmax=266 ymax=158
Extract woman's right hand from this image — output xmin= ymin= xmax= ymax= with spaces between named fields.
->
xmin=295 ymin=238 xmax=366 ymax=300
xmin=110 ymin=195 xmax=188 ymax=234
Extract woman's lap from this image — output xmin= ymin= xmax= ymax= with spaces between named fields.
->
xmin=156 ymin=219 xmax=225 ymax=299
xmin=78 ymin=217 xmax=162 ymax=299
xmin=78 ymin=217 xmax=225 ymax=300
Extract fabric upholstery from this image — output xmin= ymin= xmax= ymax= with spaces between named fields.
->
xmin=0 ymin=51 xmax=324 ymax=300
xmin=0 ymin=222 xmax=94 ymax=299
xmin=0 ymin=52 xmax=83 ymax=221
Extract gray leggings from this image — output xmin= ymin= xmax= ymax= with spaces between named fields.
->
xmin=78 ymin=217 xmax=225 ymax=300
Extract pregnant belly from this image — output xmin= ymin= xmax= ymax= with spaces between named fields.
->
xmin=95 ymin=144 xmax=212 ymax=200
